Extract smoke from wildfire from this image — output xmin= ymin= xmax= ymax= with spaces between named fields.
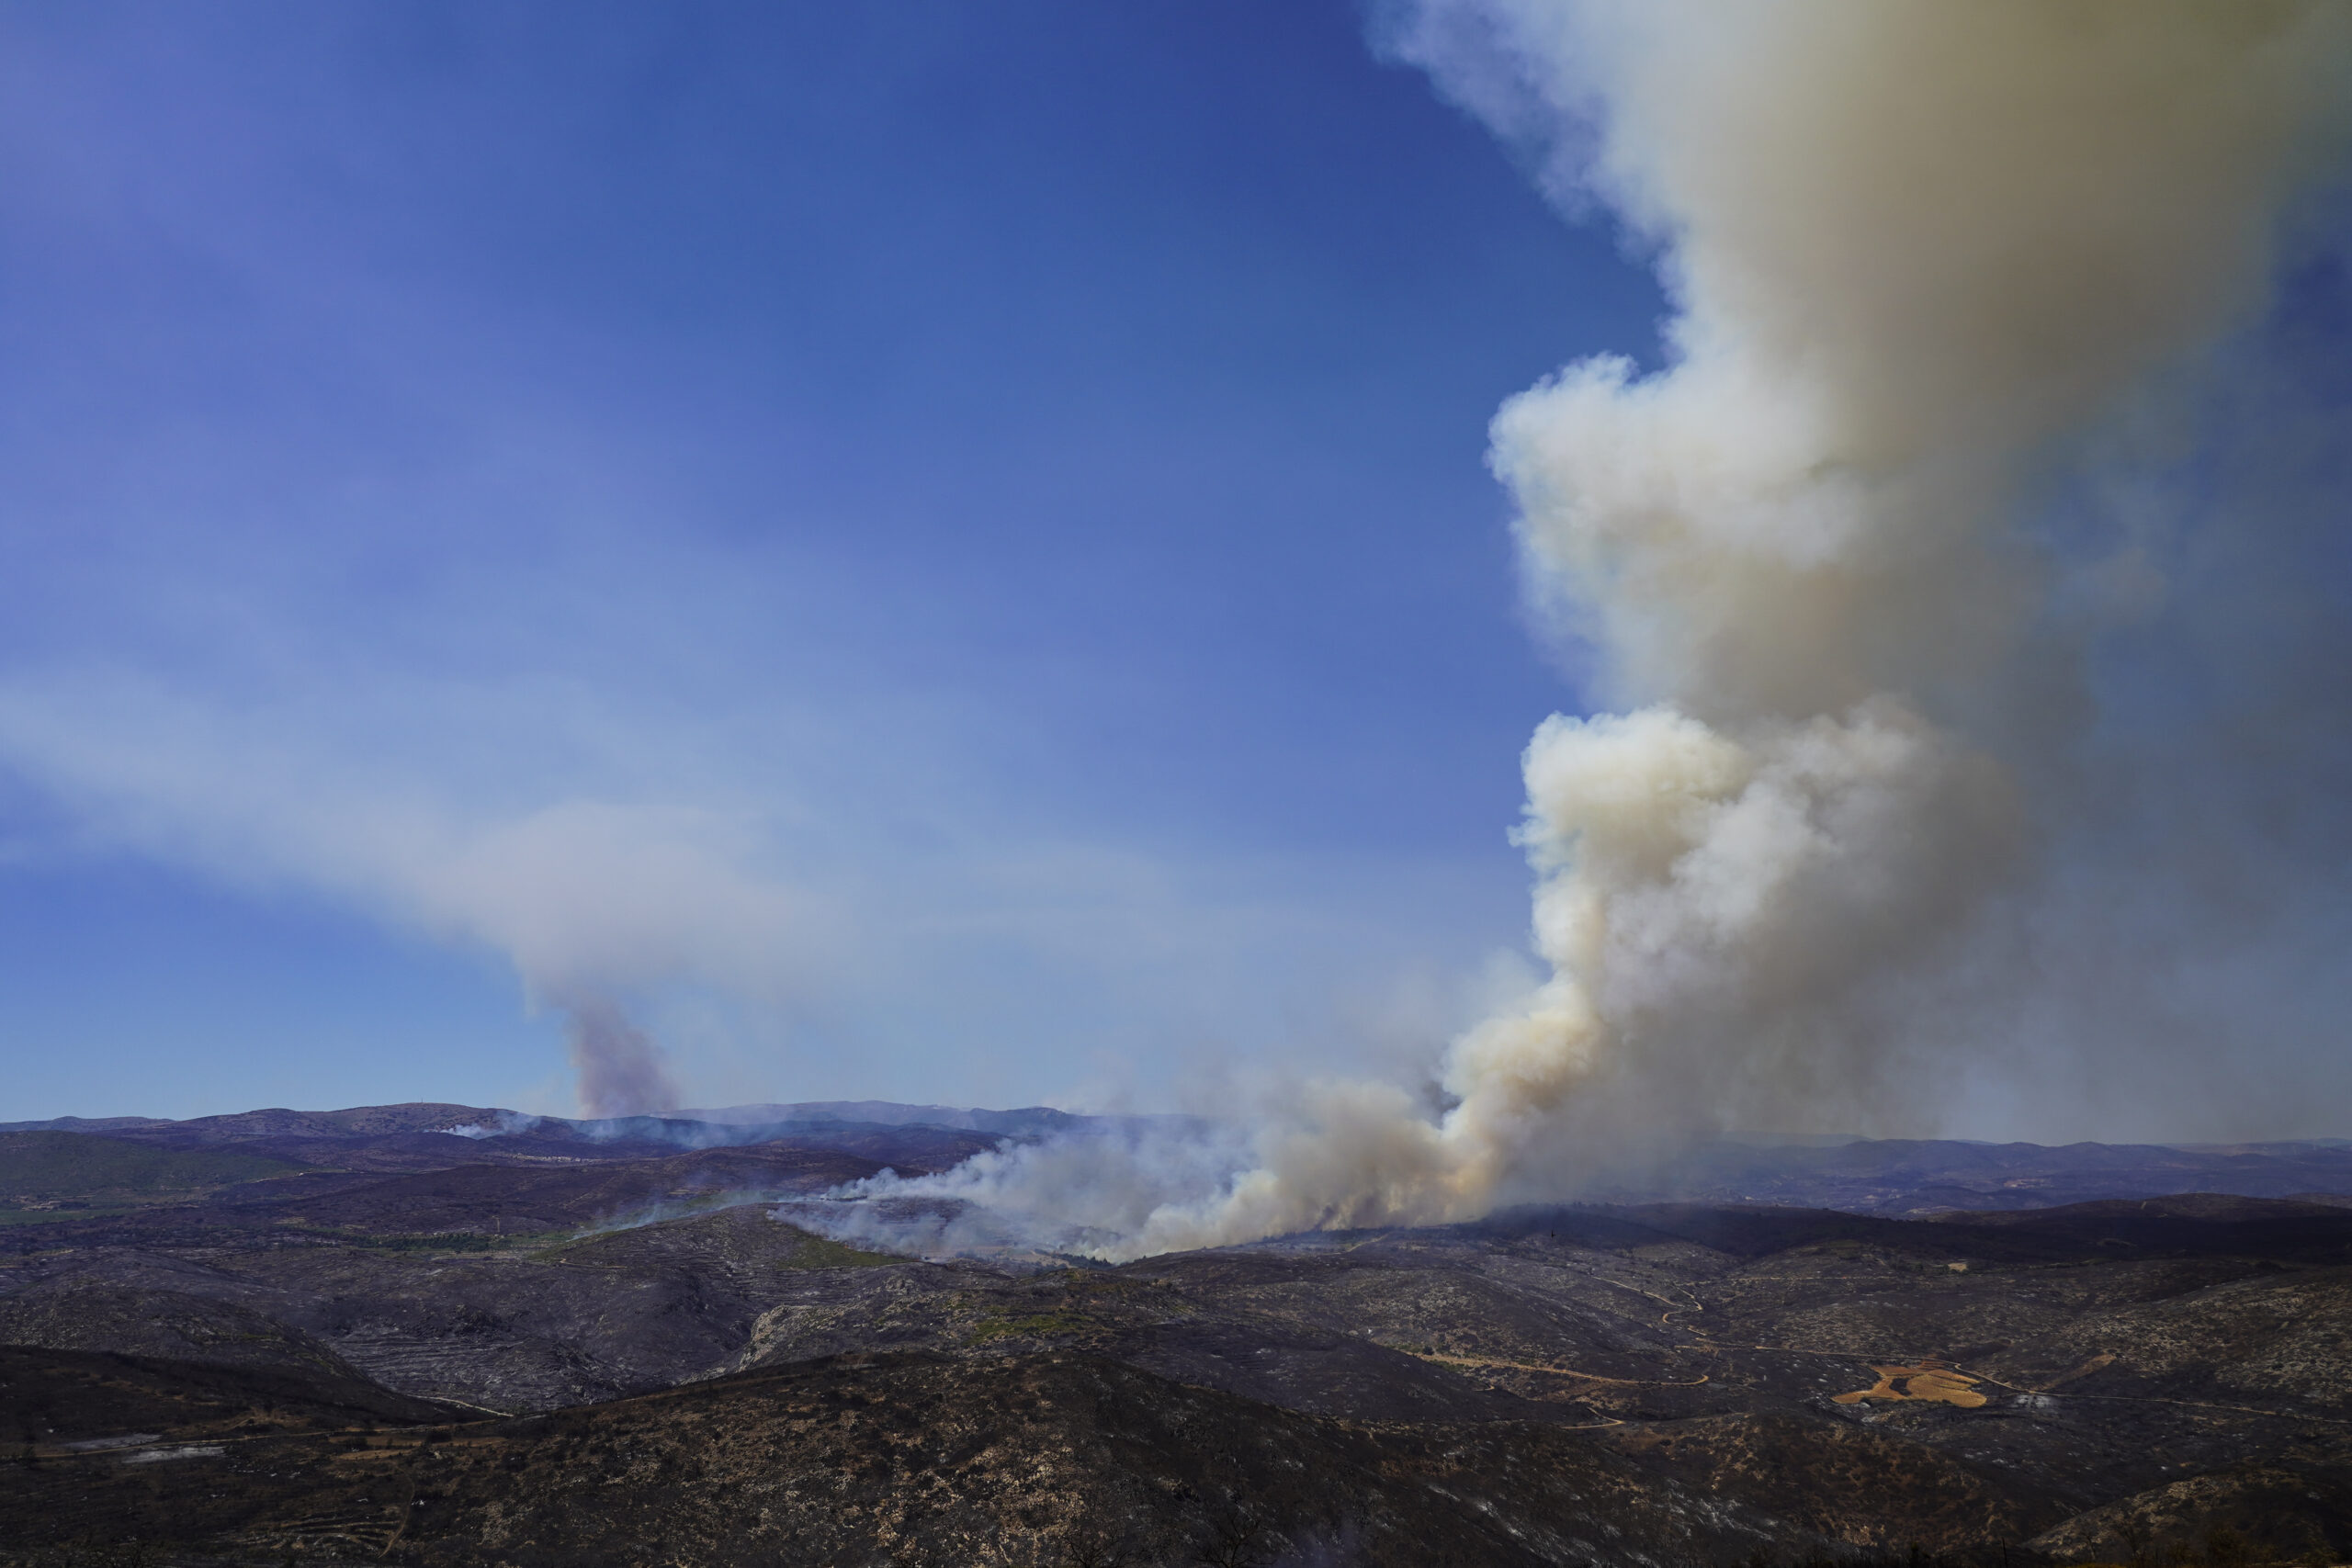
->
xmin=560 ymin=992 xmax=681 ymax=1121
xmin=808 ymin=1 xmax=2352 ymax=1259
xmin=4 ymin=4 xmax=2350 ymax=1219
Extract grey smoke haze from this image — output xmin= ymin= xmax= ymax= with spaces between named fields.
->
xmin=822 ymin=1 xmax=2352 ymax=1259
xmin=560 ymin=993 xmax=680 ymax=1121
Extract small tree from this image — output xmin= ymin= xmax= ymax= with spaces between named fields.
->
xmin=1192 ymin=1504 xmax=1270 ymax=1568
xmin=2200 ymin=1523 xmax=2249 ymax=1568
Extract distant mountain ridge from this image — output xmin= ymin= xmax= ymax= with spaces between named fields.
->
xmin=0 ymin=1104 xmax=499 ymax=1138
xmin=679 ymin=1102 xmax=1091 ymax=1138
xmin=1 ymin=1100 xmax=1095 ymax=1139
xmin=1596 ymin=1133 xmax=2352 ymax=1216
xmin=3 ymin=1101 xmax=2350 ymax=1216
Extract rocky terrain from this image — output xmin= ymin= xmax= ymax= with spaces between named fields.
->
xmin=0 ymin=1105 xmax=2348 ymax=1564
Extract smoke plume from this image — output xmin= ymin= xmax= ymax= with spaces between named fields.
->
xmin=0 ymin=677 xmax=805 ymax=1119
xmin=828 ymin=1 xmax=2352 ymax=1259
xmin=560 ymin=992 xmax=681 ymax=1120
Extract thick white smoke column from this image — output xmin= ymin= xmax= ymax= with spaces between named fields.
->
xmin=1261 ymin=0 xmax=2350 ymax=1236
xmin=846 ymin=1 xmax=2352 ymax=1261
xmin=1434 ymin=0 xmax=2350 ymax=1184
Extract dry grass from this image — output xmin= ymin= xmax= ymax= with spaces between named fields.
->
xmin=1832 ymin=1360 xmax=1989 ymax=1408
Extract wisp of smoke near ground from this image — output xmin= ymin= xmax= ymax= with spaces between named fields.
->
xmin=803 ymin=1 xmax=2352 ymax=1262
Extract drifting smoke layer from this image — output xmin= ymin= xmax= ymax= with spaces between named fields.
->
xmin=0 ymin=675 xmax=803 ymax=1118
xmin=786 ymin=1120 xmax=1261 ymax=1260
xmin=829 ymin=2 xmax=2352 ymax=1260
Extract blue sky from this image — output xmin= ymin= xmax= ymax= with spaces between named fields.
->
xmin=0 ymin=2 xmax=1670 ymax=1119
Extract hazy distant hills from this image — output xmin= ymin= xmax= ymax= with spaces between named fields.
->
xmin=6 ymin=1100 xmax=2348 ymax=1218
xmin=679 ymin=1101 xmax=1093 ymax=1137
xmin=1599 ymin=1134 xmax=2352 ymax=1215
xmin=3 ymin=1098 xmax=1138 ymax=1145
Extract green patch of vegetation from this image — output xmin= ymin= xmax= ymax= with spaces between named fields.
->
xmin=526 ymin=1196 xmax=794 ymax=1260
xmin=0 ymin=1132 xmax=301 ymax=1201
xmin=529 ymin=1219 xmax=727 ymax=1262
xmin=358 ymin=1231 xmax=503 ymax=1252
xmin=784 ymin=1232 xmax=901 ymax=1270
xmin=964 ymin=1309 xmax=1092 ymax=1345
xmin=284 ymin=1225 xmax=519 ymax=1253
xmin=0 ymin=1204 xmax=137 ymax=1228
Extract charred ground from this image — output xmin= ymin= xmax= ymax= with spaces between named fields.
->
xmin=1 ymin=1108 xmax=2348 ymax=1565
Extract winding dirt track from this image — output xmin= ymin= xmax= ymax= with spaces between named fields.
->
xmin=1396 ymin=1351 xmax=1630 ymax=1427
xmin=1419 ymin=1350 xmax=1702 ymax=1389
